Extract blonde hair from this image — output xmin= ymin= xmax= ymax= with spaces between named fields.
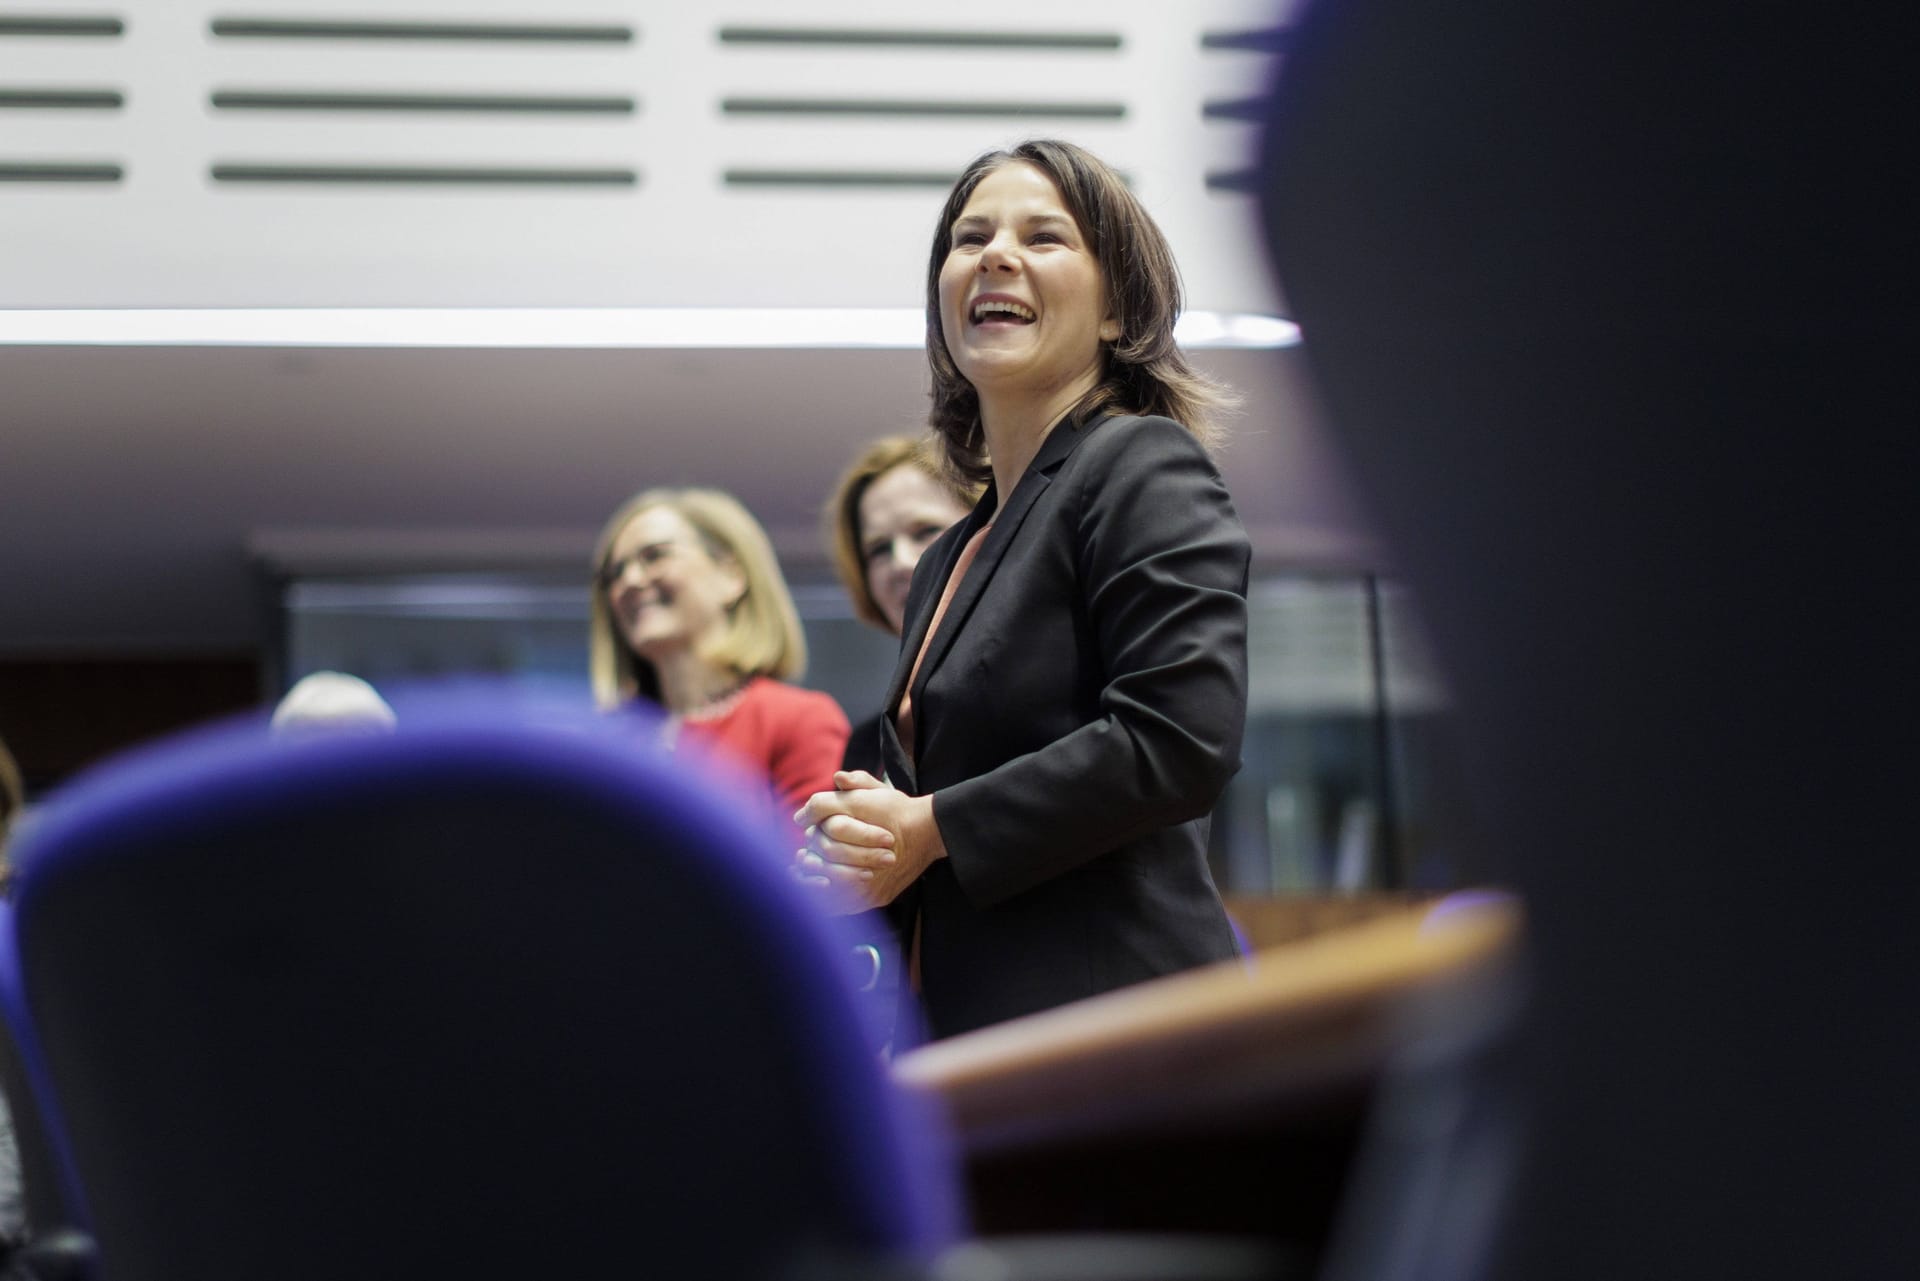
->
xmin=589 ymin=487 xmax=807 ymax=710
xmin=824 ymin=435 xmax=972 ymax=632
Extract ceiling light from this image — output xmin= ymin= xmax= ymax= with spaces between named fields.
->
xmin=0 ymin=307 xmax=1300 ymax=349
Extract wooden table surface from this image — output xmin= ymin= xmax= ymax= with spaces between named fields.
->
xmin=893 ymin=896 xmax=1522 ymax=1155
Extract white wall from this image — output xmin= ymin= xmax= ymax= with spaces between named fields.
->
xmin=2 ymin=0 xmax=1297 ymax=312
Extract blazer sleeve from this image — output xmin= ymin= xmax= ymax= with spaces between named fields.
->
xmin=932 ymin=419 xmax=1251 ymax=906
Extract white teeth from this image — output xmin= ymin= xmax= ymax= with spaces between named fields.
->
xmin=972 ymin=299 xmax=1035 ymax=323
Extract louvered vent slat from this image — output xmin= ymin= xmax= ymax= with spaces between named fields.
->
xmin=0 ymin=16 xmax=125 ymax=37
xmin=1205 ymin=171 xmax=1260 ymax=194
xmin=207 ymin=19 xmax=634 ymax=45
xmin=210 ymin=92 xmax=635 ymax=115
xmin=1201 ymin=98 xmax=1267 ymax=122
xmin=716 ymin=28 xmax=1121 ymax=51
xmin=722 ymin=170 xmax=959 ymax=189
xmin=209 ymin=164 xmax=637 ymax=186
xmin=1199 ymin=29 xmax=1291 ymax=53
xmin=0 ymin=162 xmax=122 ymax=182
xmin=0 ymin=90 xmax=125 ymax=109
xmin=720 ymin=98 xmax=1123 ymax=120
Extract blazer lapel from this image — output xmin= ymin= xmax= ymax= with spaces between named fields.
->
xmin=907 ymin=415 xmax=1102 ymax=708
xmin=882 ymin=503 xmax=985 ymax=717
xmin=877 ymin=501 xmax=989 ymax=791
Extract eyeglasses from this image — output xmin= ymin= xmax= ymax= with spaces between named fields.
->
xmin=596 ymin=541 xmax=679 ymax=590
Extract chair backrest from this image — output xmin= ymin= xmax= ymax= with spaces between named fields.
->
xmin=4 ymin=699 xmax=960 ymax=1281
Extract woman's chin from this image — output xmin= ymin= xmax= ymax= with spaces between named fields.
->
xmin=956 ymin=362 xmax=1025 ymax=395
xmin=624 ymin=630 xmax=688 ymax=663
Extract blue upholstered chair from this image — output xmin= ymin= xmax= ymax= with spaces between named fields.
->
xmin=0 ymin=699 xmax=960 ymax=1281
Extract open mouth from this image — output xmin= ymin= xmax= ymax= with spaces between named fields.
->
xmin=971 ymin=298 xmax=1036 ymax=325
xmin=620 ymin=591 xmax=668 ymax=619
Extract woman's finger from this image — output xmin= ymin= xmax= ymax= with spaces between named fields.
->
xmin=820 ymin=812 xmax=894 ymax=850
xmin=798 ymin=824 xmax=890 ymax=865
xmin=799 ymin=850 xmax=881 ymax=897
xmin=794 ymin=786 xmax=859 ymax=830
xmin=790 ymin=858 xmax=871 ymax=915
xmin=795 ymin=775 xmax=899 ymax=830
xmin=807 ymin=832 xmax=894 ymax=872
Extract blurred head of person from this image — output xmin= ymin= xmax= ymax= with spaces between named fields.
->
xmin=589 ymin=487 xmax=806 ymax=711
xmin=270 ymin=671 xmax=398 ymax=738
xmin=826 ymin=436 xmax=974 ymax=636
xmin=924 ymin=138 xmax=1233 ymax=486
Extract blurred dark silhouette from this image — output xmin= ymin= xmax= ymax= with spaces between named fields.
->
xmin=1261 ymin=3 xmax=1913 ymax=1278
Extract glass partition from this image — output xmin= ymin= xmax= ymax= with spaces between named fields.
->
xmin=280 ymin=571 xmax=1475 ymax=893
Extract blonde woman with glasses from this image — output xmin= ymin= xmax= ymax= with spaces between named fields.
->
xmin=590 ymin=487 xmax=848 ymax=815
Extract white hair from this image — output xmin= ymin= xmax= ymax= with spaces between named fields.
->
xmin=270 ymin=671 xmax=397 ymax=736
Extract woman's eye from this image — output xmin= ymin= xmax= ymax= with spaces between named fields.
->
xmin=952 ymin=231 xmax=987 ymax=248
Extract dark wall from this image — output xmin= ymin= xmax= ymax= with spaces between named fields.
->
xmin=0 ymin=657 xmax=261 ymax=793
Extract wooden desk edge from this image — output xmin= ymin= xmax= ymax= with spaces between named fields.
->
xmin=891 ymin=901 xmax=1522 ymax=1147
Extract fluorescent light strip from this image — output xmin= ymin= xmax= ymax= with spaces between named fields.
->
xmin=0 ymin=307 xmax=1300 ymax=349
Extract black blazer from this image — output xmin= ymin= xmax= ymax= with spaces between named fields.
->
xmin=880 ymin=413 xmax=1249 ymax=1038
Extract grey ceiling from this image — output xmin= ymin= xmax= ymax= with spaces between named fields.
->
xmin=0 ymin=342 xmax=1378 ymax=653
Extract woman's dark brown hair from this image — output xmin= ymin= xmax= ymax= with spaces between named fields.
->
xmin=925 ymin=138 xmax=1235 ymax=487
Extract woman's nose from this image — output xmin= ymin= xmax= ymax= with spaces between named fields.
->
xmin=890 ymin=539 xmax=920 ymax=570
xmin=979 ymin=232 xmax=1018 ymax=272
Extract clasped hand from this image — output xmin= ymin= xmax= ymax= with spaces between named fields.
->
xmin=792 ymin=770 xmax=944 ymax=913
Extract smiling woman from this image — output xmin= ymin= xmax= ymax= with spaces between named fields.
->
xmin=797 ymin=140 xmax=1251 ymax=1040
xmin=936 ymin=163 xmax=1120 ymax=441
xmin=588 ymin=487 xmax=848 ymax=815
xmin=826 ymin=435 xmax=975 ymax=642
xmin=925 ymin=142 xmax=1232 ymax=490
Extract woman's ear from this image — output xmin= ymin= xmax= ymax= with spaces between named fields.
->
xmin=1099 ymin=316 xmax=1121 ymax=343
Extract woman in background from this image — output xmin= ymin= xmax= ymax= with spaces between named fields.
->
xmin=0 ymin=734 xmax=27 ymax=1249
xmin=590 ymin=487 xmax=847 ymax=814
xmin=823 ymin=436 xmax=974 ymax=1051
xmin=0 ymin=735 xmax=20 ymax=879
xmin=824 ymin=435 xmax=974 ymax=775
xmin=797 ymin=140 xmax=1250 ymax=1039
